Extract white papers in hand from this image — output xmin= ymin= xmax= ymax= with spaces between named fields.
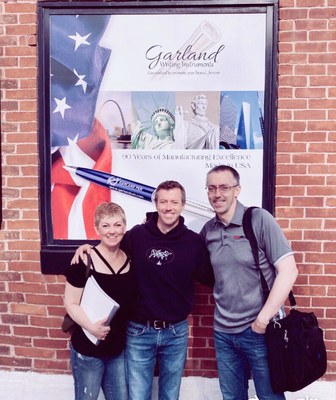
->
xmin=80 ymin=276 xmax=120 ymax=345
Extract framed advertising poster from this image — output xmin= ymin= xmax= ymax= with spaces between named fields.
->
xmin=38 ymin=1 xmax=278 ymax=274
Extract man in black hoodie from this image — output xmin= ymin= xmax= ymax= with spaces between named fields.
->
xmin=124 ymin=180 xmax=212 ymax=400
xmin=72 ymin=180 xmax=213 ymax=400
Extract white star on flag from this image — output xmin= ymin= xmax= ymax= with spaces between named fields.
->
xmin=73 ymin=69 xmax=87 ymax=93
xmin=68 ymin=31 xmax=91 ymax=51
xmin=53 ymin=97 xmax=71 ymax=119
xmin=50 ymin=14 xmax=112 ymax=240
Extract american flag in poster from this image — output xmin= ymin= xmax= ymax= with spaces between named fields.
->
xmin=50 ymin=14 xmax=112 ymax=240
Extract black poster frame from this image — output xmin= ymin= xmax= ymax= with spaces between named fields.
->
xmin=38 ymin=0 xmax=279 ymax=274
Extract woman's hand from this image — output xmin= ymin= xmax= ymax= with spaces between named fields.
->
xmin=88 ymin=317 xmax=111 ymax=341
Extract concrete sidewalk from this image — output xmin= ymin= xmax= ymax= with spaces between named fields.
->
xmin=0 ymin=371 xmax=334 ymax=400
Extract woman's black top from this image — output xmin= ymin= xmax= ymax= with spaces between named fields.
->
xmin=65 ymin=248 xmax=137 ymax=358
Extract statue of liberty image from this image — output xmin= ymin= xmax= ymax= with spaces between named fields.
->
xmin=131 ymin=107 xmax=175 ymax=150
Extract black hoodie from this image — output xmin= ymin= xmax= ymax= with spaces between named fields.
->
xmin=122 ymin=212 xmax=213 ymax=322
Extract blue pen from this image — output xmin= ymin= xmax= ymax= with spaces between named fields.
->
xmin=63 ymin=165 xmax=214 ymax=219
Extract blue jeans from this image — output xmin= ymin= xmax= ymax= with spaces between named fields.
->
xmin=126 ymin=319 xmax=188 ymax=400
xmin=70 ymin=344 xmax=127 ymax=400
xmin=214 ymin=328 xmax=286 ymax=400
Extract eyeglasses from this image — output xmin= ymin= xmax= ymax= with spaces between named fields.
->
xmin=206 ymin=184 xmax=239 ymax=194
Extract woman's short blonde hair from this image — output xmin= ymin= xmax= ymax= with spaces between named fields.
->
xmin=94 ymin=202 xmax=126 ymax=227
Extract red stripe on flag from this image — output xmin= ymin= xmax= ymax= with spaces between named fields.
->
xmin=82 ymin=119 xmax=112 ymax=239
xmin=51 ymin=118 xmax=112 ymax=239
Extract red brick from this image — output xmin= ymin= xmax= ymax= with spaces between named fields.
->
xmin=188 ymin=346 xmax=216 ymax=359
xmin=33 ymin=359 xmax=68 ymax=371
xmin=296 ymin=0 xmax=324 ymax=5
xmin=310 ymin=76 xmax=336 ymax=86
xmin=278 ymin=44 xmax=293 ymax=54
xmin=33 ymin=338 xmax=69 ymax=349
xmin=309 ymin=7 xmax=336 ymax=19
xmin=11 ymin=304 xmax=46 ymax=316
xmin=19 ymin=14 xmax=37 ymax=24
xmin=307 ymin=187 xmax=336 ymax=197
xmin=0 ymin=56 xmax=18 ymax=67
xmin=30 ymin=316 xmax=62 ymax=328
xmin=296 ymin=42 xmax=328 ymax=53
xmin=311 ymin=275 xmax=336 ymax=285
xmin=0 ymin=356 xmax=32 ymax=368
xmin=279 ymin=76 xmax=308 ymax=87
xmin=277 ymin=164 xmax=307 ymax=174
xmin=309 ymin=164 xmax=336 ymax=174
xmin=276 ymin=176 xmax=291 ymax=186
xmin=6 ymin=89 xmax=37 ymax=100
xmin=292 ymin=154 xmax=325 ymax=163
xmin=279 ymin=8 xmax=308 ymax=19
xmin=276 ymin=186 xmax=305 ymax=196
xmin=279 ymin=0 xmax=295 ymax=6
xmin=292 ymin=175 xmax=325 ymax=185
xmin=6 ymin=111 xmax=37 ymax=122
xmin=278 ymin=99 xmax=307 ymax=109
xmin=325 ymin=220 xmax=336 ymax=229
xmin=278 ymin=31 xmax=308 ymax=43
xmin=327 ymin=197 xmax=336 ymax=207
xmin=313 ymin=297 xmax=336 ymax=308
xmin=294 ymin=110 xmax=326 ymax=120
xmin=278 ymin=88 xmax=293 ymax=98
xmin=276 ymin=208 xmax=305 ymax=218
xmin=295 ymin=65 xmax=326 ymax=75
xmin=291 ymin=241 xmax=322 ymax=251
xmin=295 ymin=87 xmax=326 ymax=98
xmin=1 ymin=101 xmax=18 ymax=111
xmin=291 ymin=219 xmax=323 ymax=229
xmin=5 ymin=3 xmax=36 ymax=13
xmin=7 ymin=240 xmax=40 ymax=251
xmin=279 ymin=20 xmax=294 ymax=30
xmin=15 ymin=347 xmax=55 ymax=359
xmin=0 ymin=36 xmax=18 ymax=46
xmin=25 ymin=293 xmax=63 ymax=306
xmin=295 ymin=19 xmax=327 ymax=30
xmin=0 ymin=14 xmax=18 ymax=24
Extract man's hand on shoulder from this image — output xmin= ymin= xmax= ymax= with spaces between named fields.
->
xmin=71 ymin=244 xmax=93 ymax=265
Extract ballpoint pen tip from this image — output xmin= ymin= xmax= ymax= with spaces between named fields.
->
xmin=63 ymin=165 xmax=75 ymax=172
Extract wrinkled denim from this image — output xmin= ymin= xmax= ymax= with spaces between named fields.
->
xmin=126 ymin=319 xmax=188 ymax=400
xmin=214 ymin=327 xmax=286 ymax=400
xmin=70 ymin=344 xmax=127 ymax=400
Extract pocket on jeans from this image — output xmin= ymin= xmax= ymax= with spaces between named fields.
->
xmin=249 ymin=326 xmax=266 ymax=338
xmin=172 ymin=320 xmax=188 ymax=336
xmin=126 ymin=321 xmax=147 ymax=337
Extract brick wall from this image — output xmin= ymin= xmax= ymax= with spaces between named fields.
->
xmin=276 ymin=0 xmax=336 ymax=381
xmin=0 ymin=0 xmax=335 ymax=381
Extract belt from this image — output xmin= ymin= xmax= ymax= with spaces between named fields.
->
xmin=131 ymin=318 xmax=185 ymax=330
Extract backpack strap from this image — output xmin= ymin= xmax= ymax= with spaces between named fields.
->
xmin=242 ymin=206 xmax=296 ymax=307
xmin=242 ymin=207 xmax=260 ymax=268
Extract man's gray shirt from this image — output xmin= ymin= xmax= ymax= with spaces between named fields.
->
xmin=200 ymin=201 xmax=293 ymax=334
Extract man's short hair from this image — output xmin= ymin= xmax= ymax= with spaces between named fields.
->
xmin=94 ymin=202 xmax=126 ymax=227
xmin=206 ymin=165 xmax=240 ymax=186
xmin=154 ymin=180 xmax=186 ymax=204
